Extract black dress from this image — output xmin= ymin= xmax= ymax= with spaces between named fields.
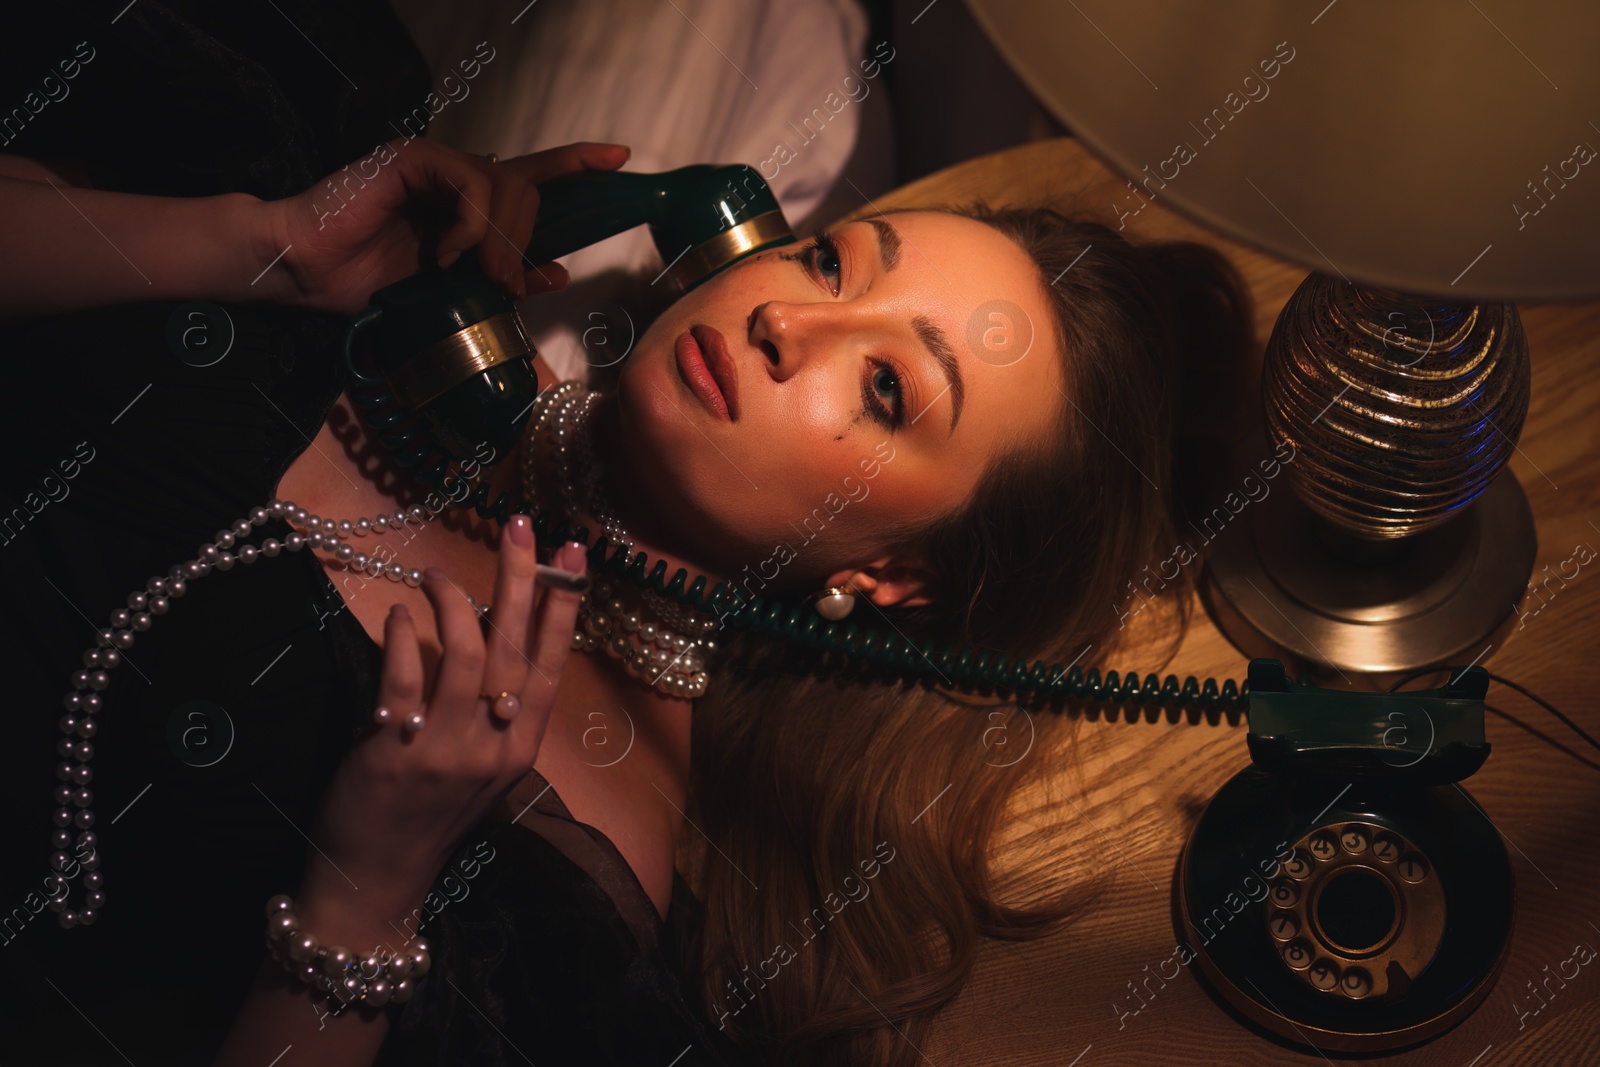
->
xmin=0 ymin=4 xmax=747 ymax=1065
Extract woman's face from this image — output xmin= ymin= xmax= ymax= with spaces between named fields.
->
xmin=614 ymin=210 xmax=1064 ymax=602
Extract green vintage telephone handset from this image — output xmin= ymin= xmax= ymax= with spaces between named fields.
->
xmin=339 ymin=161 xmax=794 ymax=517
xmin=338 ymin=162 xmax=1513 ymax=1055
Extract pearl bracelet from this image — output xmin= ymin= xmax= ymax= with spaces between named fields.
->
xmin=263 ymin=894 xmax=431 ymax=1014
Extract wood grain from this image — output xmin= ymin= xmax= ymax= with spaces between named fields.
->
xmin=833 ymin=138 xmax=1600 ymax=1065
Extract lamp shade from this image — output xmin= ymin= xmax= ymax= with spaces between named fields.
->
xmin=966 ymin=0 xmax=1600 ymax=299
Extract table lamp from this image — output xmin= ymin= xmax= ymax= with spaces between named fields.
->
xmin=964 ymin=0 xmax=1599 ymax=676
xmin=963 ymin=0 xmax=1598 ymax=1051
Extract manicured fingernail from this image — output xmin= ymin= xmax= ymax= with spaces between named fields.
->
xmin=423 ymin=566 xmax=447 ymax=581
xmin=389 ymin=603 xmax=409 ymax=619
xmin=508 ymin=514 xmax=532 ymax=547
xmin=560 ymin=541 xmax=586 ymax=570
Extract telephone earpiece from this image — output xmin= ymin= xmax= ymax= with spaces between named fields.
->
xmin=340 ymin=164 xmax=795 ymax=520
xmin=1179 ymin=661 xmax=1514 ymax=1052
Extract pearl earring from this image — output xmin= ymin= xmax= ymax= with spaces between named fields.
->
xmin=805 ymin=584 xmax=857 ymax=621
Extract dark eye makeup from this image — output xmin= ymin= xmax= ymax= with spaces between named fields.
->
xmin=778 ymin=229 xmax=907 ymax=430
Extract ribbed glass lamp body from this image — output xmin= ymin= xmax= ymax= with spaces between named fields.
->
xmin=1264 ymin=276 xmax=1530 ymax=540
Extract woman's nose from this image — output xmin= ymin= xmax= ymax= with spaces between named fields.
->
xmin=750 ymin=300 xmax=838 ymax=378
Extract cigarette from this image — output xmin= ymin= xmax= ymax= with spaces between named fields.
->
xmin=535 ymin=563 xmax=590 ymax=593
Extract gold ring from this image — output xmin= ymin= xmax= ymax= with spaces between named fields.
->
xmin=480 ymin=690 xmax=521 ymax=721
xmin=484 ymin=152 xmax=499 ymax=165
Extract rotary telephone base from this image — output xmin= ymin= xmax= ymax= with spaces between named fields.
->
xmin=1179 ymin=661 xmax=1514 ymax=1053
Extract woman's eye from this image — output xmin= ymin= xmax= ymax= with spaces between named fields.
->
xmin=779 ymin=231 xmax=903 ymax=431
xmin=778 ymin=229 xmax=844 ymax=296
xmin=863 ymin=359 xmax=905 ymax=429
xmin=811 ymin=235 xmax=842 ymax=293
xmin=803 ymin=231 xmax=843 ymax=296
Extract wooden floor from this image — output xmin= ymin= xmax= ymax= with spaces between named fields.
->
xmin=839 ymin=139 xmax=1600 ymax=1065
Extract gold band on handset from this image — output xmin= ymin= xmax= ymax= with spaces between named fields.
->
xmin=668 ymin=210 xmax=793 ymax=291
xmin=385 ymin=311 xmax=537 ymax=413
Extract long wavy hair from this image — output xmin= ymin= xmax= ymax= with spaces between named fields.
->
xmin=676 ymin=202 xmax=1255 ymax=1065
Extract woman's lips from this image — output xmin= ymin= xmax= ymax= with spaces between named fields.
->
xmin=691 ymin=324 xmax=740 ymax=420
xmin=674 ymin=325 xmax=739 ymax=422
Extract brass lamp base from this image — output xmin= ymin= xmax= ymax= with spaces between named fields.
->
xmin=1200 ymin=469 xmax=1537 ymax=677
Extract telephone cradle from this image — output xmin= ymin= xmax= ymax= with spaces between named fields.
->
xmin=1180 ymin=659 xmax=1514 ymax=1053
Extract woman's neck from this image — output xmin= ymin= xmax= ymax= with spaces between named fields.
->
xmin=563 ymin=389 xmax=729 ymax=603
xmin=490 ymin=384 xmax=729 ymax=687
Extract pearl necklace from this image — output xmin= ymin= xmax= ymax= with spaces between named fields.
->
xmin=519 ymin=381 xmax=717 ymax=699
xmin=41 ymin=380 xmax=715 ymax=929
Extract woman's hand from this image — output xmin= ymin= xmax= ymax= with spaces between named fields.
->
xmin=270 ymin=138 xmax=630 ymax=316
xmin=296 ymin=521 xmax=587 ymax=931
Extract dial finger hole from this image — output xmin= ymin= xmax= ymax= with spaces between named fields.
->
xmin=1308 ymin=959 xmax=1341 ymax=991
xmin=1282 ymin=939 xmax=1314 ymax=971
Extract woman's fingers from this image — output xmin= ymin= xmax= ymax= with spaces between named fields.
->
xmin=525 ymin=259 xmax=568 ymax=297
xmin=405 ymin=141 xmax=493 ymax=271
xmin=480 ymin=166 xmax=536 ymax=298
xmin=473 ymin=142 xmax=630 ymax=297
xmin=418 ymin=566 xmax=488 ymax=730
xmin=501 ymin=172 xmax=542 ymax=298
xmin=531 ymin=543 xmax=588 ymax=683
xmin=502 ymin=141 xmax=630 ymax=185
xmin=480 ymin=515 xmax=540 ymax=720
xmin=281 ymin=138 xmax=616 ymax=315
xmin=512 ymin=541 xmax=587 ymax=750
xmin=375 ymin=603 xmax=424 ymax=734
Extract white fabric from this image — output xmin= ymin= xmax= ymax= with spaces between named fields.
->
xmin=391 ymin=0 xmax=872 ymax=383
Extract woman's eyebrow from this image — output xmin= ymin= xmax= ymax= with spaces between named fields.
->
xmin=840 ymin=218 xmax=964 ymax=433
xmin=866 ymin=217 xmax=902 ymax=272
xmin=912 ymin=313 xmax=964 ymax=434
xmin=852 ymin=219 xmax=964 ymax=434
